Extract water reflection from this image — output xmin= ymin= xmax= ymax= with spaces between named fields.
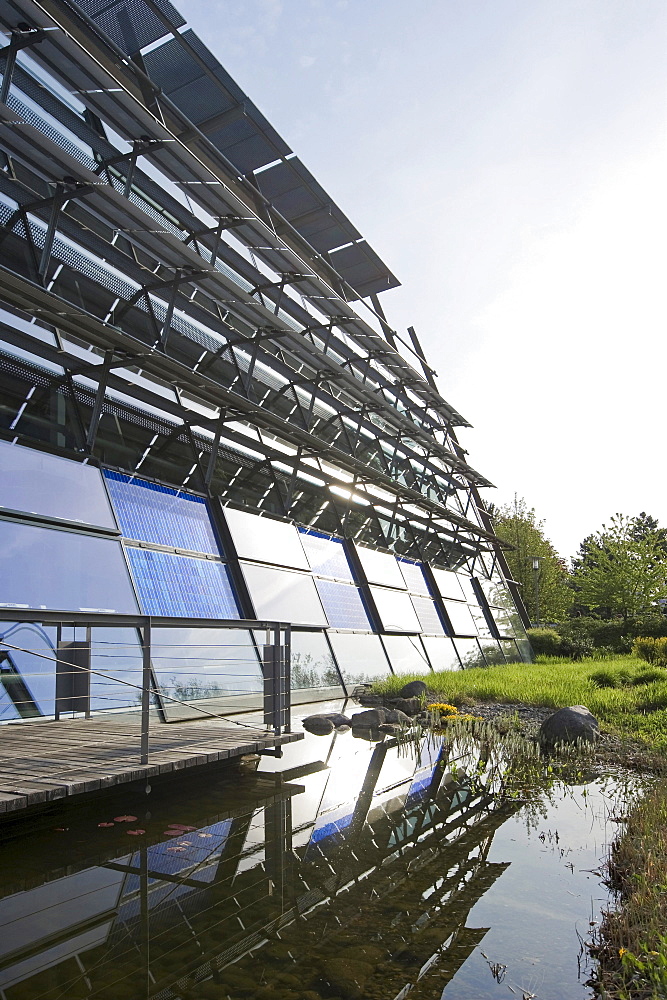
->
xmin=0 ymin=706 xmax=634 ymax=1000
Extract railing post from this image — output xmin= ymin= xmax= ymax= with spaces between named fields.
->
xmin=273 ymin=625 xmax=281 ymax=737
xmin=140 ymin=619 xmax=151 ymax=766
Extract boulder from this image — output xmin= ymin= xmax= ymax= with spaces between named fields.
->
xmin=302 ymin=715 xmax=335 ymax=736
xmin=350 ymin=708 xmax=387 ymax=727
xmin=539 ymin=705 xmax=599 ymax=748
xmin=383 ymin=708 xmax=412 ymax=725
xmin=326 ymin=713 xmax=353 ymax=728
xmin=302 ymin=712 xmax=352 ymax=735
xmin=387 ymin=696 xmax=421 ymax=716
xmin=399 ymin=680 xmax=428 ymax=699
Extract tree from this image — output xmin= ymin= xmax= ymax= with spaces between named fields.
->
xmin=573 ymin=513 xmax=667 ymax=621
xmin=490 ymin=495 xmax=573 ymax=623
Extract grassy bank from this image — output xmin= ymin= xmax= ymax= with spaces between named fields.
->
xmin=374 ymin=654 xmax=667 ymax=998
xmin=593 ymin=779 xmax=667 ymax=999
xmin=374 ymin=654 xmax=667 ymax=752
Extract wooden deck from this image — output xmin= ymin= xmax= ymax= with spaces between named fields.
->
xmin=0 ymin=716 xmax=302 ymax=814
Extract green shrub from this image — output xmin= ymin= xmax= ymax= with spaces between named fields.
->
xmin=632 ymin=669 xmax=665 ymax=686
xmin=633 ymin=636 xmax=667 ymax=667
xmin=526 ymin=627 xmax=562 ymax=656
xmin=590 ymin=669 xmax=618 ymax=689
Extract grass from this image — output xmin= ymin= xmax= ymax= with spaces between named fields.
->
xmin=592 ymin=779 xmax=667 ymax=999
xmin=374 ymin=653 xmax=667 ymax=999
xmin=373 ymin=654 xmax=667 ymax=752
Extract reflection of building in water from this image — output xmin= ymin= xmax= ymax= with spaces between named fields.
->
xmin=0 ymin=733 xmax=518 ymax=999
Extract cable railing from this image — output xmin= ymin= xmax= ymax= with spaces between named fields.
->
xmin=0 ymin=609 xmax=291 ymax=765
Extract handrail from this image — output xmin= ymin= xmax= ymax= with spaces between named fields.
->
xmin=0 ymin=610 xmax=291 ymax=763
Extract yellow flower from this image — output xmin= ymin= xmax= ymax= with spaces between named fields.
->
xmin=618 ymin=947 xmax=627 ymax=957
xmin=426 ymin=703 xmax=458 ymax=715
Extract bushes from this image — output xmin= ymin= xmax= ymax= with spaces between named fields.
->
xmin=529 ymin=616 xmax=667 ymax=660
xmin=633 ymin=636 xmax=667 ymax=667
xmin=526 ymin=628 xmax=562 ymax=655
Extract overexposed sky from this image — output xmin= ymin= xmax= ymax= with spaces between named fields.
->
xmin=184 ymin=0 xmax=667 ymax=561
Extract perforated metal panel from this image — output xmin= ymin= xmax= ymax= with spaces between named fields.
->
xmin=76 ymin=0 xmax=185 ymax=55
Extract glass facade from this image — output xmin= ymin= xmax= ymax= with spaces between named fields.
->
xmin=0 ymin=520 xmax=138 ymax=614
xmin=0 ymin=440 xmax=116 ymax=528
xmin=328 ymin=633 xmax=391 ymax=687
xmin=381 ymin=635 xmax=431 ymax=676
xmin=0 ymin=0 xmax=532 ymax=724
xmin=240 ymin=562 xmax=328 ymax=626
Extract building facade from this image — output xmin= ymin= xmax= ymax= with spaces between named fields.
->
xmin=0 ymin=0 xmax=531 ymax=722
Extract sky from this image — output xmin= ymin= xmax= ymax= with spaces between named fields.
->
xmin=183 ymin=0 xmax=667 ymax=561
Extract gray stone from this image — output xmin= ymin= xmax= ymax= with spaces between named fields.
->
xmin=399 ymin=680 xmax=428 ymax=699
xmin=387 ymin=697 xmax=421 ymax=716
xmin=383 ymin=709 xmax=412 ymax=725
xmin=539 ymin=705 xmax=599 ymax=747
xmin=350 ymin=708 xmax=387 ymax=727
xmin=378 ymin=723 xmax=402 ymax=735
xmin=302 ymin=715 xmax=335 ymax=736
xmin=326 ymin=712 xmax=353 ymax=728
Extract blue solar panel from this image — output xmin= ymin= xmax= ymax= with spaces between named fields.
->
xmin=126 ymin=547 xmax=240 ymax=618
xmin=398 ymin=559 xmax=431 ymax=596
xmin=411 ymin=597 xmax=446 ymax=635
xmin=104 ymin=472 xmax=220 ymax=554
xmin=314 ymin=579 xmax=370 ymax=630
xmin=299 ymin=529 xmax=354 ymax=581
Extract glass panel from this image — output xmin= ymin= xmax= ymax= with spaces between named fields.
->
xmin=104 ymin=471 xmax=219 ymax=554
xmin=315 ymin=580 xmax=370 ymax=630
xmin=0 ymin=520 xmax=139 ymax=613
xmin=453 ymin=637 xmax=486 ymax=669
xmin=398 ymin=559 xmax=431 ymax=595
xmin=89 ymin=627 xmax=143 ymax=713
xmin=491 ymin=608 xmax=516 ymax=638
xmin=0 ymin=621 xmax=57 ymax=716
xmin=127 ymin=547 xmax=239 ymax=618
xmin=431 ymin=567 xmax=465 ymax=601
xmin=483 ymin=577 xmax=515 ymax=611
xmin=224 ymin=507 xmax=309 ymax=569
xmin=355 ymin=545 xmax=405 ymax=588
xmin=411 ymin=596 xmax=445 ymax=635
xmin=478 ymin=640 xmax=505 ymax=665
xmin=151 ymin=627 xmax=262 ymax=720
xmin=457 ymin=574 xmax=478 ymax=604
xmin=291 ymin=631 xmax=343 ymax=694
xmin=240 ymin=562 xmax=327 ymax=626
xmin=328 ymin=632 xmax=391 ymax=685
xmin=500 ymin=638 xmax=522 ymax=662
xmin=299 ymin=530 xmax=354 ymax=581
xmin=0 ymin=440 xmax=116 ymax=528
xmin=421 ymin=635 xmax=461 ymax=671
xmin=469 ymin=602 xmax=493 ymax=638
xmin=381 ymin=635 xmax=431 ymax=675
xmin=516 ymin=637 xmax=534 ymax=662
xmin=443 ymin=600 xmax=477 ymax=636
xmin=369 ymin=587 xmax=421 ymax=632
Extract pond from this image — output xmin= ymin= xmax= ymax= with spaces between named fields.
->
xmin=0 ymin=701 xmax=642 ymax=1000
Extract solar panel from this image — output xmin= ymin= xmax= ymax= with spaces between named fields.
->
xmin=104 ymin=472 xmax=220 ymax=555
xmin=77 ymin=0 xmax=185 ymax=55
xmin=398 ymin=559 xmax=431 ymax=596
xmin=299 ymin=530 xmax=354 ymax=581
xmin=327 ymin=240 xmax=400 ymax=299
xmin=315 ymin=579 xmax=370 ymax=630
xmin=411 ymin=596 xmax=445 ymax=635
xmin=126 ymin=547 xmax=239 ymax=618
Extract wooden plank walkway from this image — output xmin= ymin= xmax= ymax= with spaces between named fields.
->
xmin=0 ymin=716 xmax=302 ymax=814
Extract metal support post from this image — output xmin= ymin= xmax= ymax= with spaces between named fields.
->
xmin=140 ymin=620 xmax=151 ymax=765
